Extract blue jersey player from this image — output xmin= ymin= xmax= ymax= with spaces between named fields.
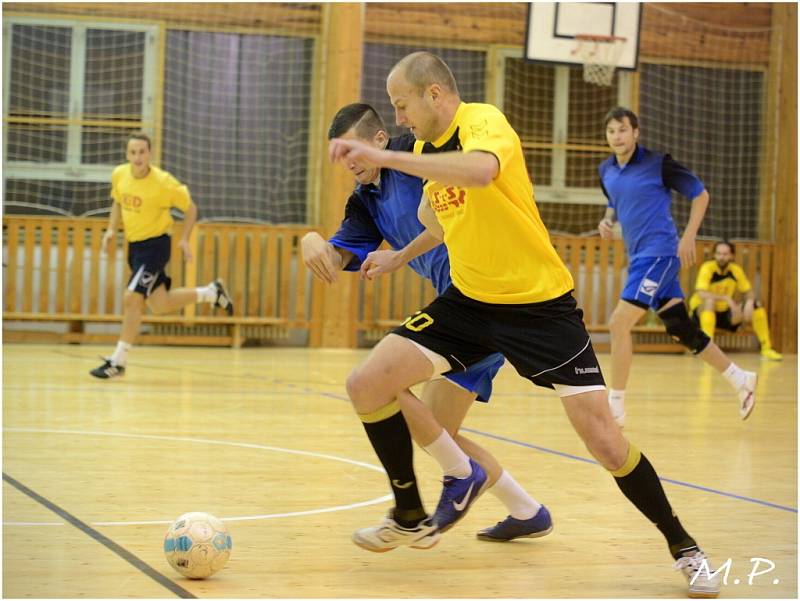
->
xmin=598 ymin=107 xmax=757 ymax=426
xmin=302 ymin=103 xmax=553 ymax=544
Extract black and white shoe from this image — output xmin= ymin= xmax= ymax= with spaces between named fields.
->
xmin=90 ymin=358 xmax=125 ymax=379
xmin=212 ymin=279 xmax=234 ymax=316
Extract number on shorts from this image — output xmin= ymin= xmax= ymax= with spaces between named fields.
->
xmin=402 ymin=311 xmax=434 ymax=332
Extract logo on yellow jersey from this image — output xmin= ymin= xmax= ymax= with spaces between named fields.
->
xmin=429 ymin=185 xmax=466 ymax=214
xmin=121 ymin=194 xmax=143 ymax=210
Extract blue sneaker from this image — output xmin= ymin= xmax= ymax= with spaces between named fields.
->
xmin=433 ymin=458 xmax=488 ymax=533
xmin=476 ymin=505 xmax=553 ymax=542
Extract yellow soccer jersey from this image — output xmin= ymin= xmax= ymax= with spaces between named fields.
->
xmin=413 ymin=102 xmax=573 ymax=304
xmin=111 ymin=164 xmax=192 ymax=242
xmin=689 ymin=260 xmax=752 ymax=312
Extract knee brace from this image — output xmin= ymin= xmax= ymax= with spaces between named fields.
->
xmin=659 ymin=303 xmax=711 ymax=354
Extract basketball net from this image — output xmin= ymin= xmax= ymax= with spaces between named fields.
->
xmin=571 ymin=35 xmax=627 ymax=87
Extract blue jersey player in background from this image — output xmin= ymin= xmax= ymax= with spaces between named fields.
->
xmin=301 ymin=103 xmax=553 ymax=544
xmin=597 ymin=106 xmax=757 ymax=427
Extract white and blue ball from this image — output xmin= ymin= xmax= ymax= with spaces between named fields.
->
xmin=164 ymin=512 xmax=232 ymax=579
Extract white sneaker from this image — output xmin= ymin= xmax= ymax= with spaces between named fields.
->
xmin=608 ymin=396 xmax=626 ymax=427
xmin=352 ymin=513 xmax=439 ymax=553
xmin=737 ymin=371 xmax=757 ymax=419
xmin=674 ymin=549 xmax=721 ymax=598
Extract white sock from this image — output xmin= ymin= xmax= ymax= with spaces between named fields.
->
xmin=423 ymin=430 xmax=471 ymax=478
xmin=609 ymin=389 xmax=626 ymax=415
xmin=196 ymin=283 xmax=216 ymax=303
xmin=110 ymin=341 xmax=132 ymax=366
xmin=489 ymin=470 xmax=541 ymax=520
xmin=722 ymin=362 xmax=747 ymax=390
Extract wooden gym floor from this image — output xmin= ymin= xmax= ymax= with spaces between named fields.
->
xmin=2 ymin=344 xmax=797 ymax=598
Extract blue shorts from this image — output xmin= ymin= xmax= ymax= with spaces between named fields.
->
xmin=444 ymin=352 xmax=504 ymax=403
xmin=622 ymin=256 xmax=684 ymax=309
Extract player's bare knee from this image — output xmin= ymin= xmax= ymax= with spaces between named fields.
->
xmin=659 ymin=302 xmax=710 ymax=354
xmin=582 ymin=429 xmax=627 ymax=470
xmin=345 ymin=366 xmax=383 ymax=408
xmin=123 ymin=290 xmax=145 ymax=313
xmin=584 ymin=420 xmax=629 ymax=470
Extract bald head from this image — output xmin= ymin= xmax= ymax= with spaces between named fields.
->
xmin=390 ymin=52 xmax=459 ymax=97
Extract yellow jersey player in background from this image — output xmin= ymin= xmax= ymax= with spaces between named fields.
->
xmin=90 ymin=132 xmax=234 ymax=379
xmin=689 ymin=240 xmax=782 ymax=360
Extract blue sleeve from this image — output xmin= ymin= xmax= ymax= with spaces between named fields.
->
xmin=598 ymin=164 xmax=614 ymax=209
xmin=328 ymin=192 xmax=384 ymax=271
xmin=600 ymin=179 xmax=612 ymax=206
xmin=662 ymin=154 xmax=705 ymax=200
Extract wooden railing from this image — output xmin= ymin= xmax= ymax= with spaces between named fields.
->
xmin=3 ymin=216 xmax=322 ymax=347
xmin=3 ymin=216 xmax=775 ymax=351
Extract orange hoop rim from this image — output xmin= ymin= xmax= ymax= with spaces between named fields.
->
xmin=572 ymin=34 xmax=627 ymax=43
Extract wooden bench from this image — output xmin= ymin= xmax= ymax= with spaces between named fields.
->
xmin=3 ymin=216 xmax=322 ymax=347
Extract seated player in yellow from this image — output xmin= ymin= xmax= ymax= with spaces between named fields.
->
xmin=90 ymin=132 xmax=234 ymax=379
xmin=689 ymin=240 xmax=782 ymax=360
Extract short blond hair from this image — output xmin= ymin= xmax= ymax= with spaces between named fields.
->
xmin=392 ymin=51 xmax=459 ymax=96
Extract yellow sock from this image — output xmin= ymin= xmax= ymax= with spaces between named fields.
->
xmin=752 ymin=307 xmax=772 ymax=350
xmin=699 ymin=310 xmax=716 ymax=340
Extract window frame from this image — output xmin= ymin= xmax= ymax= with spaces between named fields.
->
xmin=494 ymin=47 xmax=633 ymax=206
xmin=3 ymin=16 xmax=160 ymax=187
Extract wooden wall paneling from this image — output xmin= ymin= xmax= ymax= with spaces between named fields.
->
xmin=263 ymin=230 xmax=278 ymax=318
xmin=247 ymin=231 xmax=262 ymax=317
xmin=87 ymin=221 xmax=103 ymax=314
xmin=233 ymin=227 xmax=247 ymax=315
xmin=769 ymin=3 xmax=797 ymax=352
xmin=38 ymin=221 xmax=52 ymax=314
xmin=316 ymin=2 xmax=363 ymax=347
xmin=69 ymin=223 xmax=85 ymax=314
xmin=55 ymin=222 xmax=69 ymax=314
xmin=5 ymin=221 xmax=19 ymax=312
xmin=21 ymin=220 xmax=37 ymax=313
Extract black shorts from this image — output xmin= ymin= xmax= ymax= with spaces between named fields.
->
xmin=127 ymin=234 xmax=172 ymax=297
xmin=691 ymin=306 xmax=741 ymax=332
xmin=392 ymin=286 xmax=605 ymax=390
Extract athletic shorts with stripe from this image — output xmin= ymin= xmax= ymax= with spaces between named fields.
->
xmin=127 ymin=234 xmax=172 ymax=297
xmin=622 ymin=255 xmax=683 ymax=310
xmin=392 ymin=286 xmax=605 ymax=390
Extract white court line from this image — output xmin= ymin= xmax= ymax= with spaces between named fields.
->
xmin=4 ymin=428 xmax=393 ymax=527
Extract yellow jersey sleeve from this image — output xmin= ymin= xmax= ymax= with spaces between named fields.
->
xmin=459 ymin=105 xmax=516 ymax=175
xmin=110 ymin=164 xmax=125 ymax=204
xmin=162 ymin=170 xmax=193 ymax=212
xmin=730 ymin=263 xmax=752 ymax=293
xmin=694 ymin=261 xmax=715 ymax=291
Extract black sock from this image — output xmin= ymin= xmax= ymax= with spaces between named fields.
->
xmin=612 ymin=444 xmax=697 ymax=558
xmin=360 ymin=404 xmax=426 ymax=526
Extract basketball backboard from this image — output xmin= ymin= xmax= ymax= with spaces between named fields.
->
xmin=525 ymin=2 xmax=641 ymax=70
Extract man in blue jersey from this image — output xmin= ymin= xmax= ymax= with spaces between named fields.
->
xmin=598 ymin=107 xmax=757 ymax=426
xmin=302 ymin=103 xmax=553 ymax=548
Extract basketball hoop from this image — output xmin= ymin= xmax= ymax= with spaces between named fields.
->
xmin=571 ymin=35 xmax=627 ymax=87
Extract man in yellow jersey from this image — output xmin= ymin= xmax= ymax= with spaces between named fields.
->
xmin=329 ymin=52 xmax=721 ymax=598
xmin=689 ymin=240 xmax=782 ymax=360
xmin=90 ymin=132 xmax=233 ymax=379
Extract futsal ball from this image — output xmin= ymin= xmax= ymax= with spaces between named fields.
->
xmin=164 ymin=512 xmax=232 ymax=579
